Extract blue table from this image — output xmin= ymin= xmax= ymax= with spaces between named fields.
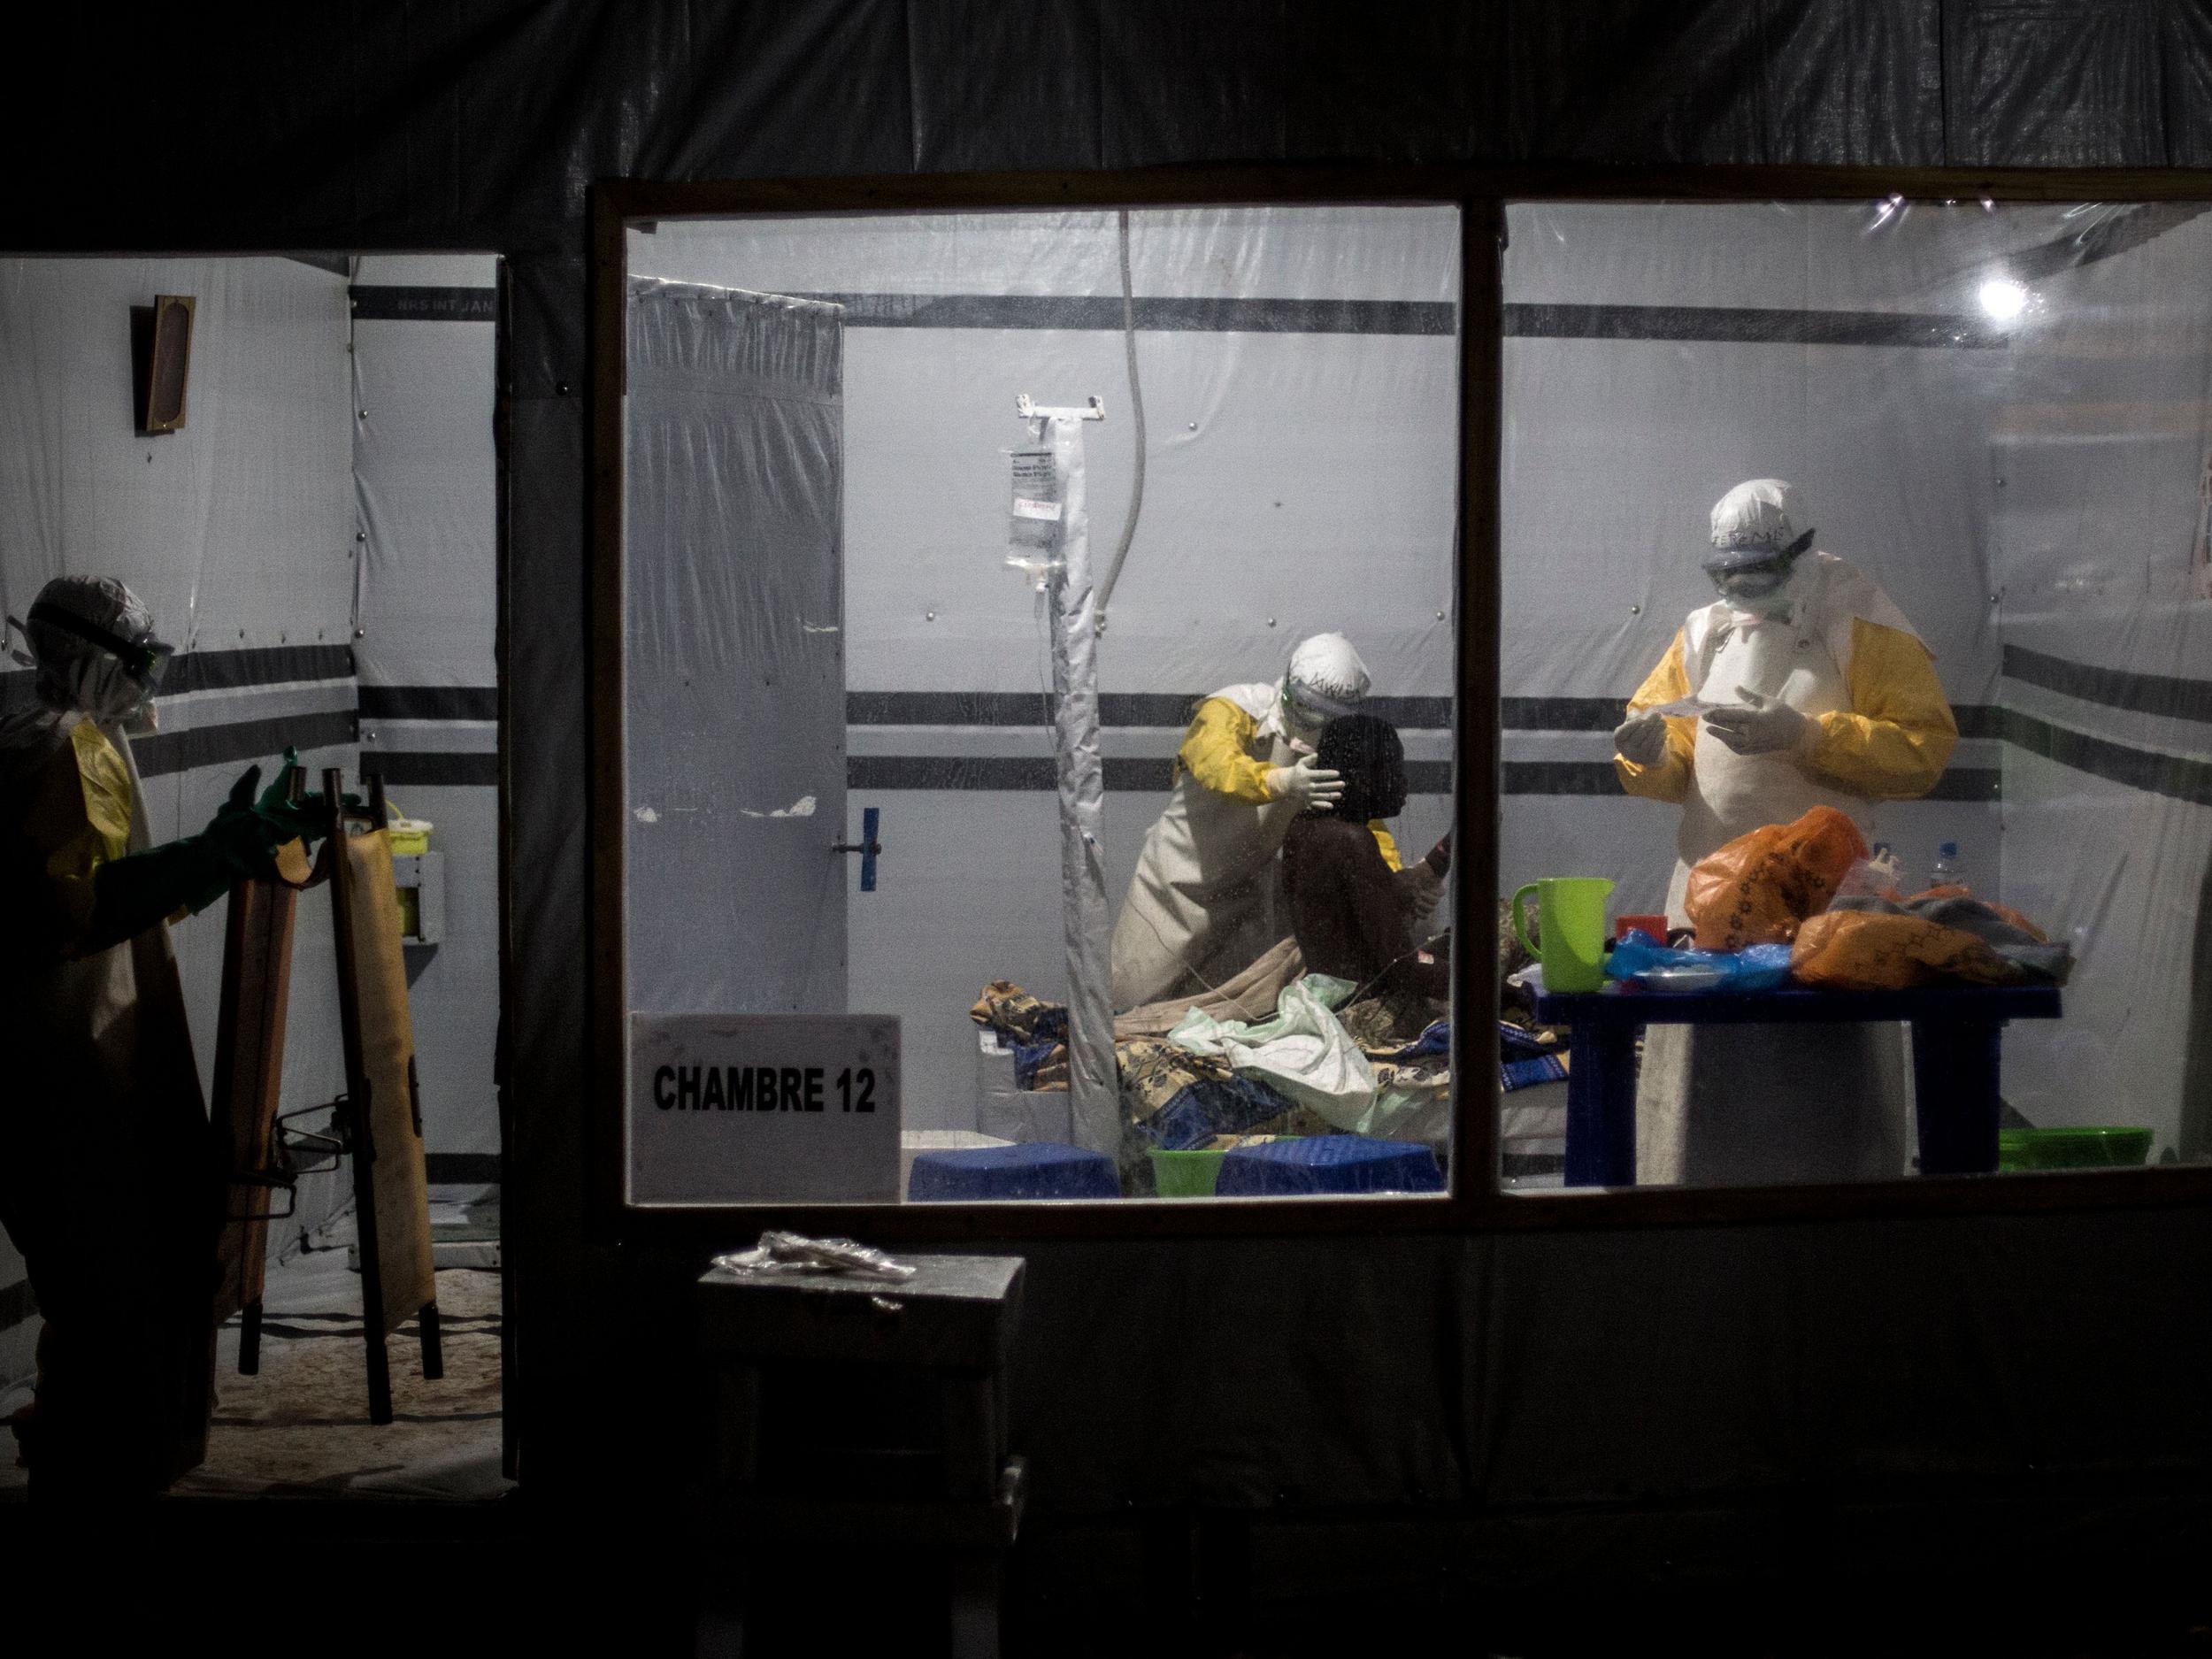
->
xmin=1532 ymin=984 xmax=2063 ymax=1187
xmin=908 ymin=1141 xmax=1120 ymax=1202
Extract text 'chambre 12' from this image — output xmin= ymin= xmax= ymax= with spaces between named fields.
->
xmin=650 ymin=1063 xmax=879 ymax=1114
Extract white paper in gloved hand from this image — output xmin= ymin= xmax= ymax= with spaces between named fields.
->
xmin=1649 ymin=695 xmax=1748 ymax=718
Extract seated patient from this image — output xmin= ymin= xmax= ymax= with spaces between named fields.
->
xmin=1280 ymin=714 xmax=1450 ymax=1002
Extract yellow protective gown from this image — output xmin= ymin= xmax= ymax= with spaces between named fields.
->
xmin=1613 ymin=553 xmax=1957 ymax=1186
xmin=0 ymin=706 xmax=215 ymax=1493
xmin=1110 ymin=686 xmax=1437 ymax=1009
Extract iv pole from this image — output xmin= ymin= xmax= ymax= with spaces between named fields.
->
xmin=1010 ymin=393 xmax=1118 ymax=1155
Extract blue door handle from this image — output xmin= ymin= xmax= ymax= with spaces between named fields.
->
xmin=833 ymin=806 xmax=882 ymax=892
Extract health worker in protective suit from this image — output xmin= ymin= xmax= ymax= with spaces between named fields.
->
xmin=0 ymin=576 xmax=333 ymax=1501
xmin=1612 ymin=480 xmax=1957 ymax=1185
xmin=1111 ymin=633 xmax=1442 ymax=1009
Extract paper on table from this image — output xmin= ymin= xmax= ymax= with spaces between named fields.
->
xmin=1650 ymin=695 xmax=1750 ymax=718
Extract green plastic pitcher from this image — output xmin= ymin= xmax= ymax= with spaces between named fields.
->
xmin=1510 ymin=877 xmax=1616 ymax=994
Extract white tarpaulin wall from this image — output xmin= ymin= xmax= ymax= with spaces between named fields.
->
xmin=630 ymin=206 xmax=1461 ymax=1127
xmin=1985 ymin=212 xmax=2212 ymax=1158
xmin=349 ymin=253 xmax=503 ymax=1192
xmin=1502 ymin=199 xmax=2212 ymax=1159
xmin=0 ymin=257 xmax=359 ymax=1361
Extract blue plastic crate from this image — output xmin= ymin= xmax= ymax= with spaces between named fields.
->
xmin=907 ymin=1141 xmax=1120 ymax=1202
xmin=1214 ymin=1134 xmax=1443 ymax=1197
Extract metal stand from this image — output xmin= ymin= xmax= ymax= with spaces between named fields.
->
xmin=1010 ymin=394 xmax=1117 ymax=1156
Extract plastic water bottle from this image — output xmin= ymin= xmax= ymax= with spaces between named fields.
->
xmin=1932 ymin=840 xmax=1965 ymax=889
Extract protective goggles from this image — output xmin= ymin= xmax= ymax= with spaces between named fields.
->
xmin=23 ymin=601 xmax=174 ymax=687
xmin=1701 ymin=527 xmax=1814 ymax=588
xmin=1283 ymin=680 xmax=1362 ymax=726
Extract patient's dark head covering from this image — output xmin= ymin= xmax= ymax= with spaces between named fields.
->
xmin=1316 ymin=713 xmax=1407 ymax=824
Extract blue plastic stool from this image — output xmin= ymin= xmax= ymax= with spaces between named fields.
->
xmin=1214 ymin=1134 xmax=1443 ymax=1197
xmin=908 ymin=1141 xmax=1120 ymax=1202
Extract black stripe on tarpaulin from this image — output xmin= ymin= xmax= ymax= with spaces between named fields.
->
xmin=2 ymin=647 xmax=354 ymax=706
xmin=0 ymin=1277 xmax=36 ymax=1331
xmin=1502 ymin=696 xmax=1619 ymax=733
xmin=164 ymin=643 xmax=356 ymax=694
xmin=349 ymin=286 xmax=497 ymax=322
xmin=802 ymin=293 xmax=1455 ymax=335
xmin=2002 ymin=644 xmax=2212 ymax=726
xmin=368 ymin=750 xmax=498 ymax=787
xmin=846 ymin=692 xmax=2002 ymax=736
xmin=2001 ymin=709 xmax=2212 ymax=808
xmin=847 ymin=691 xmax=1455 ymax=727
xmin=1953 ymin=704 xmax=2004 ymax=741
xmin=426 ymin=1153 xmax=501 ymax=1183
xmin=844 ymin=753 xmax=2004 ymax=798
xmin=1502 ymin=760 xmax=1624 ymax=796
xmin=359 ymin=685 xmax=499 ymax=721
xmin=134 ymin=710 xmax=358 ymax=779
xmin=2008 ymin=204 xmax=2211 ymax=286
xmin=849 ymin=756 xmax=1456 ymax=793
xmin=1500 ymin=699 xmax=2009 ymax=737
xmin=1504 ymin=303 xmax=2005 ymax=349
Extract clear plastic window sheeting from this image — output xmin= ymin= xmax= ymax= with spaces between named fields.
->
xmin=1498 ymin=198 xmax=2212 ymax=1193
xmin=619 ymin=204 xmax=1463 ymax=1206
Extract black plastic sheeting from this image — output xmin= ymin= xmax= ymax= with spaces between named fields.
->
xmin=6 ymin=0 xmax=2212 ymax=1583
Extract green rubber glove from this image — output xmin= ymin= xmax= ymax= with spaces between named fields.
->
xmin=82 ymin=836 xmax=240 ymax=950
xmin=249 ymin=748 xmax=346 ymax=846
xmin=80 ymin=756 xmax=340 ymax=951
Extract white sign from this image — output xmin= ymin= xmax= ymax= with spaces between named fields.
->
xmin=628 ymin=1013 xmax=901 ymax=1206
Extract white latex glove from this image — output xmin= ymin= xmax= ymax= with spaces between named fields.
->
xmin=1264 ymin=755 xmax=1345 ymax=811
xmin=1704 ymin=687 xmax=1813 ymax=757
xmin=1613 ymin=710 xmax=1670 ymax=768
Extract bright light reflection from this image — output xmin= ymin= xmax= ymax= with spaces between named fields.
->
xmin=1978 ymin=277 xmax=2029 ymax=320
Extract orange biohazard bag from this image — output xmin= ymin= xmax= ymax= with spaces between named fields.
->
xmin=1684 ymin=805 xmax=1869 ymax=951
xmin=1790 ymin=910 xmax=2031 ymax=991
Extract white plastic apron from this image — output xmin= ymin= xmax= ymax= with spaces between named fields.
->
xmin=1637 ymin=609 xmax=1910 ymax=1186
xmin=1111 ymin=683 xmax=1300 ymax=1009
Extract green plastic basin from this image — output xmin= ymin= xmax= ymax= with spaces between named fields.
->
xmin=1148 ymin=1147 xmax=1228 ymax=1197
xmin=1997 ymin=1126 xmax=2154 ymax=1171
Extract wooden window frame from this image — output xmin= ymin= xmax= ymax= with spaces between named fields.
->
xmin=589 ymin=164 xmax=2212 ymax=1248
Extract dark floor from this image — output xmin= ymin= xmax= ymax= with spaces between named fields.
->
xmin=4 ymin=1252 xmax=505 ymax=1500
